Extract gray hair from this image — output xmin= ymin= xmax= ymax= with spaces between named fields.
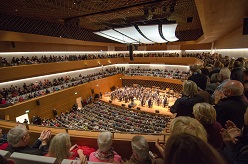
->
xmin=219 ymin=68 xmax=231 ymax=80
xmin=97 ymin=132 xmax=113 ymax=152
xmin=7 ymin=126 xmax=28 ymax=145
xmin=131 ymin=136 xmax=149 ymax=161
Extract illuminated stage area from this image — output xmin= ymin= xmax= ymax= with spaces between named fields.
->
xmin=101 ymin=86 xmax=180 ymax=116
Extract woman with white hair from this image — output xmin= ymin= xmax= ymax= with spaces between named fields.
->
xmin=89 ymin=132 xmax=122 ymax=163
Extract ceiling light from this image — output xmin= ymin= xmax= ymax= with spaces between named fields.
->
xmin=94 ymin=24 xmax=178 ymax=44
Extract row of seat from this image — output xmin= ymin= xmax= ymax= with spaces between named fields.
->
xmin=0 ymin=150 xmax=110 ymax=164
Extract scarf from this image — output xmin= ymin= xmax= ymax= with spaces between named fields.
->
xmin=94 ymin=147 xmax=115 ymax=161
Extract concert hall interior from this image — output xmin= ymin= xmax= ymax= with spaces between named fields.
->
xmin=0 ymin=0 xmax=248 ymax=163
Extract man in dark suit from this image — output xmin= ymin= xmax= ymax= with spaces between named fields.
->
xmin=188 ymin=65 xmax=208 ymax=90
xmin=214 ymin=80 xmax=248 ymax=129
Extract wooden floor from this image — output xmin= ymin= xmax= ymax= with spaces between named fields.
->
xmin=101 ymin=96 xmax=177 ymax=116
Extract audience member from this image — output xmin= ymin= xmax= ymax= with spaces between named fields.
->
xmin=127 ymin=135 xmax=163 ymax=164
xmin=6 ymin=125 xmax=51 ymax=155
xmin=206 ymin=73 xmax=222 ymax=94
xmin=214 ymin=80 xmax=248 ymax=129
xmin=46 ymin=133 xmax=86 ymax=164
xmin=170 ymin=80 xmax=204 ymax=117
xmin=231 ymin=61 xmax=244 ymax=82
xmin=155 ymin=116 xmax=207 ymax=157
xmin=212 ymin=67 xmax=231 ymax=100
xmin=193 ymin=103 xmax=223 ymax=149
xmin=163 ymin=133 xmax=226 ymax=164
xmin=0 ymin=129 xmax=8 ymax=150
xmin=188 ymin=65 xmax=208 ymax=90
xmin=89 ymin=132 xmax=122 ymax=163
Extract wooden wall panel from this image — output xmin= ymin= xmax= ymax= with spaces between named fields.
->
xmin=0 ymin=57 xmax=202 ymax=82
xmin=0 ymin=41 xmax=109 ymax=52
xmin=123 ymin=57 xmax=202 ymax=65
xmin=122 ymin=76 xmax=183 ymax=85
xmin=0 ymin=58 xmax=124 ymax=82
xmin=0 ymin=74 xmax=123 ymax=121
xmin=215 ymin=26 xmax=248 ymax=49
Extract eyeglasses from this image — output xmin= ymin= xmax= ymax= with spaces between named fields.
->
xmin=244 ymin=80 xmax=248 ymax=84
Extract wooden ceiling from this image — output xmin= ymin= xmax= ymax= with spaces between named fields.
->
xmin=0 ymin=0 xmax=247 ymax=44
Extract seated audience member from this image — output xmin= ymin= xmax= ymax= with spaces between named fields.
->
xmin=170 ymin=80 xmax=204 ymax=117
xmin=188 ymin=65 xmax=208 ymax=90
xmin=6 ymin=125 xmax=51 ymax=155
xmin=127 ymin=135 xmax=163 ymax=164
xmin=193 ymin=103 xmax=223 ymax=149
xmin=155 ymin=116 xmax=207 ymax=157
xmin=46 ymin=133 xmax=86 ymax=164
xmin=214 ymin=80 xmax=248 ymax=129
xmin=89 ymin=132 xmax=122 ymax=163
xmin=163 ymin=133 xmax=226 ymax=164
xmin=0 ymin=128 xmax=8 ymax=150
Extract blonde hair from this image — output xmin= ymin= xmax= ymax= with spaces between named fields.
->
xmin=97 ymin=132 xmax=113 ymax=152
xmin=193 ymin=103 xmax=216 ymax=124
xmin=170 ymin=116 xmax=207 ymax=142
xmin=48 ymin=133 xmax=71 ymax=164
xmin=182 ymin=80 xmax=198 ymax=98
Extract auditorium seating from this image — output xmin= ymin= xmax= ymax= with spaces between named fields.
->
xmin=0 ymin=150 xmax=11 ymax=158
xmin=10 ymin=152 xmax=57 ymax=164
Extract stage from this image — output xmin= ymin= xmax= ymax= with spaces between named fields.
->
xmin=101 ymin=96 xmax=177 ymax=116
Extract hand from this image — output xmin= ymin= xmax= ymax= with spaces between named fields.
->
xmin=70 ymin=144 xmax=78 ymax=151
xmin=214 ymin=90 xmax=225 ymax=104
xmin=225 ymin=120 xmax=242 ymax=138
xmin=39 ymin=130 xmax=51 ymax=143
xmin=220 ymin=128 xmax=238 ymax=146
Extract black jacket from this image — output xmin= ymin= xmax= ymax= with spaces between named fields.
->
xmin=215 ymin=96 xmax=248 ymax=129
xmin=170 ymin=95 xmax=204 ymax=117
xmin=5 ymin=139 xmax=49 ymax=156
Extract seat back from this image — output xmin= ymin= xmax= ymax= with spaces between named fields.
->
xmin=10 ymin=152 xmax=57 ymax=164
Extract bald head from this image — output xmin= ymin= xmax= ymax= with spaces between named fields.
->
xmin=223 ymin=80 xmax=244 ymax=97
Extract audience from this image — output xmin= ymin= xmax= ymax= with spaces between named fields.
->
xmin=170 ymin=80 xmax=204 ymax=117
xmin=40 ymin=102 xmax=170 ymax=133
xmin=163 ymin=133 xmax=226 ymax=164
xmin=46 ymin=133 xmax=86 ymax=164
xmin=155 ymin=116 xmax=207 ymax=157
xmin=89 ymin=132 xmax=122 ymax=163
xmin=214 ymin=80 xmax=248 ymax=129
xmin=193 ymin=103 xmax=223 ymax=149
xmin=231 ymin=61 xmax=244 ymax=82
xmin=127 ymin=135 xmax=163 ymax=164
xmin=220 ymin=107 xmax=248 ymax=164
xmin=188 ymin=65 xmax=208 ymax=90
xmin=6 ymin=125 xmax=51 ymax=155
xmin=0 ymin=128 xmax=8 ymax=150
xmin=0 ymin=67 xmax=123 ymax=108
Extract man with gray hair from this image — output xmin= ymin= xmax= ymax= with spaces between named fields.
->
xmin=212 ymin=67 xmax=231 ymax=99
xmin=127 ymin=135 xmax=163 ymax=164
xmin=214 ymin=80 xmax=248 ymax=129
xmin=6 ymin=125 xmax=51 ymax=155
